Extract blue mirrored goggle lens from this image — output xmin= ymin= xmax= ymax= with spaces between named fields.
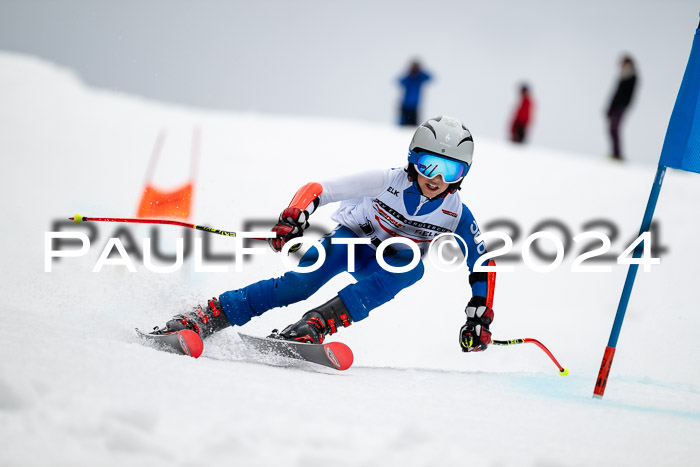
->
xmin=415 ymin=153 xmax=468 ymax=183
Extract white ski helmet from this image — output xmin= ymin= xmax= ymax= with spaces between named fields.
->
xmin=408 ymin=115 xmax=474 ymax=166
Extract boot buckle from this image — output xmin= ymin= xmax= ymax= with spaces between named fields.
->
xmin=327 ymin=318 xmax=337 ymax=334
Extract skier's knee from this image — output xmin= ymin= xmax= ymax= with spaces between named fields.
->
xmin=272 ymin=272 xmax=320 ymax=305
xmin=389 ymin=256 xmax=424 ymax=286
xmin=406 ymin=259 xmax=425 ymax=283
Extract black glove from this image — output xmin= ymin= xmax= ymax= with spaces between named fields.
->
xmin=269 ymin=207 xmax=310 ymax=252
xmin=459 ymin=297 xmax=494 ymax=352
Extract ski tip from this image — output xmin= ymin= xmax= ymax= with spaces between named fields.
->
xmin=177 ymin=330 xmax=204 ymax=358
xmin=324 ymin=341 xmax=353 ymax=371
xmin=135 ymin=327 xmax=203 ymax=359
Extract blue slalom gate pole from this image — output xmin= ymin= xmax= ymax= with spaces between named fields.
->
xmin=593 ymin=164 xmax=667 ymax=398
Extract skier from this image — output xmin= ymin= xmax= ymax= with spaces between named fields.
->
xmin=153 ymin=116 xmax=495 ymax=353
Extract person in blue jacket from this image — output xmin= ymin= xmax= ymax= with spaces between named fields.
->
xmin=153 ymin=116 xmax=495 ymax=353
xmin=398 ymin=60 xmax=432 ymax=126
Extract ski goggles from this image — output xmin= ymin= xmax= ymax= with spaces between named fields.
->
xmin=410 ymin=151 xmax=469 ymax=183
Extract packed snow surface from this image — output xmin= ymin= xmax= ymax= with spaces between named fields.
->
xmin=2 ymin=53 xmax=700 ymax=466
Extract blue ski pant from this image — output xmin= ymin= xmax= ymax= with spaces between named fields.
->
xmin=219 ymin=225 xmax=425 ymax=326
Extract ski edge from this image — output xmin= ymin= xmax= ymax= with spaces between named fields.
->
xmin=238 ymin=333 xmax=354 ymax=371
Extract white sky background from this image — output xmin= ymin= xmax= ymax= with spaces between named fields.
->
xmin=1 ymin=0 xmax=698 ymax=164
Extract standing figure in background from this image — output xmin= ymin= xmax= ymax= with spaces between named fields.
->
xmin=606 ymin=55 xmax=638 ymax=160
xmin=510 ymin=83 xmax=533 ymax=143
xmin=398 ymin=60 xmax=432 ymax=126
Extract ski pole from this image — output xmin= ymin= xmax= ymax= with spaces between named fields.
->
xmin=480 ymin=263 xmax=568 ymax=375
xmin=492 ymin=338 xmax=569 ymax=376
xmin=70 ymin=213 xmax=266 ymax=240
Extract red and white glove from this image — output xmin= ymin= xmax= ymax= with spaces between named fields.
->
xmin=269 ymin=207 xmax=310 ymax=252
xmin=459 ymin=297 xmax=494 ymax=352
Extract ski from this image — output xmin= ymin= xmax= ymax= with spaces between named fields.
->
xmin=238 ymin=332 xmax=354 ymax=371
xmin=135 ymin=328 xmax=204 ymax=358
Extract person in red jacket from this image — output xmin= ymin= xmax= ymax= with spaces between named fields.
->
xmin=510 ymin=84 xmax=533 ymax=143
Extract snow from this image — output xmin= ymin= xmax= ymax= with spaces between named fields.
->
xmin=2 ymin=52 xmax=700 ymax=466
xmin=2 ymin=0 xmax=698 ymax=165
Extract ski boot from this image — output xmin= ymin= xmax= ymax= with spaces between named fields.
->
xmin=274 ymin=296 xmax=352 ymax=344
xmin=153 ymin=298 xmax=231 ymax=339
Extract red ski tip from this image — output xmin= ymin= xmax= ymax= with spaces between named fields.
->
xmin=177 ymin=330 xmax=204 ymax=358
xmin=323 ymin=342 xmax=353 ymax=370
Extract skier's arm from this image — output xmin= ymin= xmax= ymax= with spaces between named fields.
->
xmin=454 ymin=205 xmax=491 ymax=300
xmin=283 ymin=169 xmax=392 ymax=213
xmin=317 ymin=169 xmax=392 ymax=205
xmin=269 ymin=170 xmax=391 ymax=252
xmin=454 ymin=204 xmax=495 ymax=352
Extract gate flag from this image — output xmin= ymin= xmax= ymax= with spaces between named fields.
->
xmin=658 ymin=23 xmax=700 ymax=174
xmin=593 ymin=16 xmax=700 ymax=399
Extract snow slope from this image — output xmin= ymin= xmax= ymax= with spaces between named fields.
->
xmin=2 ymin=52 xmax=700 ymax=466
xmin=2 ymin=0 xmax=698 ymax=165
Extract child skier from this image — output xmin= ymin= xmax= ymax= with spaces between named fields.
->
xmin=153 ymin=116 xmax=495 ymax=352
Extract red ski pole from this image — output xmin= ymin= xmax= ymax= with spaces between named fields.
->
xmin=481 ymin=268 xmax=567 ymax=375
xmin=492 ymin=338 xmax=569 ymax=375
xmin=70 ymin=213 xmax=267 ymax=240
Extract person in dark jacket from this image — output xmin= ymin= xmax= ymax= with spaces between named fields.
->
xmin=398 ymin=60 xmax=432 ymax=126
xmin=510 ymin=83 xmax=533 ymax=143
xmin=606 ymin=55 xmax=638 ymax=160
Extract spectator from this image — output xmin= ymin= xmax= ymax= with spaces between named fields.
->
xmin=606 ymin=55 xmax=638 ymax=160
xmin=398 ymin=60 xmax=432 ymax=126
xmin=510 ymin=83 xmax=533 ymax=143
